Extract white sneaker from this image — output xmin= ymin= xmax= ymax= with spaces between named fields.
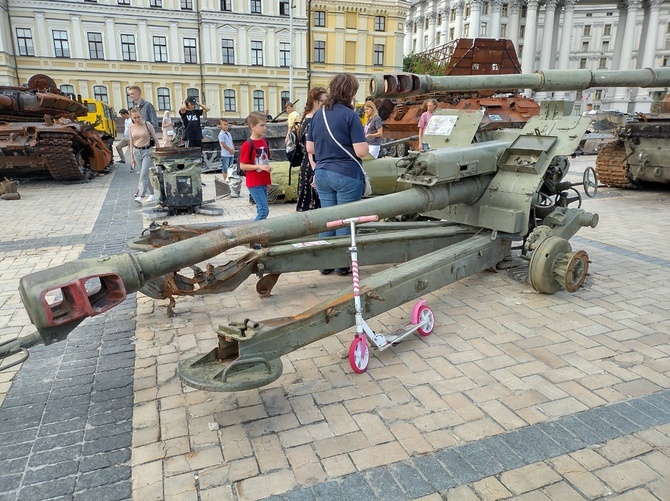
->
xmin=146 ymin=195 xmax=155 ymax=203
xmin=134 ymin=196 xmax=142 ymax=204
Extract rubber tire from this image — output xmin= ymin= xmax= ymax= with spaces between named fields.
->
xmin=348 ymin=336 xmax=369 ymax=373
xmin=416 ymin=305 xmax=435 ymax=336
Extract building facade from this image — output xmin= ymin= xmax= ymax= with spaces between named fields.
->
xmin=404 ymin=0 xmax=670 ymax=113
xmin=0 ymin=0 xmax=408 ymax=119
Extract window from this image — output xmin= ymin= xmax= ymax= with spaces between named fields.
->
xmin=251 ymin=0 xmax=262 ymax=14
xmin=251 ymin=40 xmax=263 ymax=65
xmin=519 ymin=26 xmax=524 ymax=38
xmin=314 ymin=11 xmax=325 ymax=27
xmin=221 ymin=0 xmax=232 ymax=10
xmin=125 ymin=86 xmax=133 ymax=109
xmin=604 ymin=24 xmax=612 ymax=36
xmin=583 ymin=25 xmax=591 ymax=36
xmin=314 ymin=40 xmax=325 ymax=63
xmin=579 ymin=57 xmax=587 ymax=69
xmin=279 ymin=42 xmax=290 ymax=67
xmin=153 ymin=36 xmax=168 ymax=62
xmin=501 ymin=3 xmax=508 ymax=16
xmin=16 ymin=28 xmax=34 ymax=56
xmin=53 ymin=30 xmax=70 ymax=58
xmin=181 ymin=0 xmax=193 ymax=9
xmin=450 ymin=8 xmax=456 ymax=21
xmin=594 ymin=89 xmax=603 ymax=100
xmin=375 ymin=16 xmax=386 ymax=31
xmin=93 ymin=85 xmax=108 ymax=103
xmin=582 ymin=41 xmax=589 ymax=52
xmin=598 ymin=57 xmax=607 ymax=69
xmin=280 ymin=0 xmax=289 ymax=16
xmin=157 ymin=87 xmax=171 ymax=110
xmin=437 ymin=14 xmax=442 ymax=26
xmin=480 ymin=22 xmax=487 ymax=36
xmin=482 ymin=2 xmax=489 ymax=14
xmin=449 ymin=27 xmax=455 ymax=39
xmin=186 ymin=88 xmax=199 ymax=102
xmin=60 ymin=84 xmax=75 ymax=98
xmin=281 ymin=91 xmax=290 ymax=110
xmin=586 ymin=12 xmax=592 ymax=17
xmin=222 ymin=39 xmax=235 ymax=64
xmin=118 ymin=0 xmax=130 ymax=4
xmin=602 ymin=41 xmax=609 ymax=52
xmin=121 ymin=34 xmax=136 ymax=61
xmin=253 ymin=90 xmax=264 ymax=111
xmin=184 ymin=37 xmax=197 ymax=63
xmin=465 ymin=4 xmax=471 ymax=17
xmin=664 ymin=56 xmax=670 ymax=67
xmin=224 ymin=89 xmax=236 ymax=112
xmin=500 ymin=24 xmax=507 ymax=38
xmin=88 ymin=32 xmax=104 ymax=60
xmin=464 ymin=23 xmax=470 ymax=37
xmin=150 ymin=0 xmax=162 ymax=6
xmin=373 ymin=44 xmax=384 ymax=66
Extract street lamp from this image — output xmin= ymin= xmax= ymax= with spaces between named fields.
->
xmin=289 ymin=0 xmax=294 ymax=101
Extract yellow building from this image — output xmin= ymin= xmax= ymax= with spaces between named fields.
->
xmin=0 ymin=0 xmax=408 ymax=117
xmin=309 ymin=0 xmax=410 ymax=101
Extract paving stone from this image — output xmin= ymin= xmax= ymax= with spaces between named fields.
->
xmin=15 ymin=477 xmax=77 ymax=501
xmin=362 ymin=467 xmax=406 ymax=501
xmin=435 ymin=448 xmax=481 ymax=484
xmin=74 ymin=481 xmax=133 ymax=501
xmin=388 ymin=461 xmax=434 ymax=499
xmin=455 ymin=441 xmax=505 ymax=477
xmin=411 ymin=455 xmax=457 ymax=492
xmin=77 ymin=465 xmax=132 ymax=490
xmin=596 ymin=459 xmax=660 ymax=493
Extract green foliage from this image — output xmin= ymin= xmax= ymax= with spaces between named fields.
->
xmin=403 ymin=53 xmax=445 ymax=76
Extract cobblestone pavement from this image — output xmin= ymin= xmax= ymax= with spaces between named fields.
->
xmin=0 ymin=156 xmax=669 ymax=501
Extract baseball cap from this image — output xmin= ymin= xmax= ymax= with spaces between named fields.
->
xmin=186 ymin=96 xmax=197 ymax=104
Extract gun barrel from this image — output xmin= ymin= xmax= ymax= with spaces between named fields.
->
xmin=19 ymin=178 xmax=490 ymax=344
xmin=369 ymin=68 xmax=670 ymax=99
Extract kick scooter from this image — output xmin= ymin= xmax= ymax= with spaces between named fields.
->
xmin=326 ymin=215 xmax=436 ymax=373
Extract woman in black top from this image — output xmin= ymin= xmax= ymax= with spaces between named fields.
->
xmin=296 ymin=86 xmax=327 ymax=212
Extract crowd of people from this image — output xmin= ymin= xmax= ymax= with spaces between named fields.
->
xmin=116 ymin=76 xmax=441 ymax=258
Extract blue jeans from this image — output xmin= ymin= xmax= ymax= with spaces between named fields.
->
xmin=221 ymin=156 xmax=233 ymax=175
xmin=248 ymin=185 xmax=269 ymax=220
xmin=133 ymin=148 xmax=154 ymax=197
xmin=314 ymin=169 xmax=363 ymax=237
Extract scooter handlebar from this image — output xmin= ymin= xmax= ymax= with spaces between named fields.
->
xmin=326 ymin=215 xmax=379 ymax=228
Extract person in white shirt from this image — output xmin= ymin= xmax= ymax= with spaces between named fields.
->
xmin=218 ymin=118 xmax=235 ymax=181
xmin=115 ymin=109 xmax=132 ymax=166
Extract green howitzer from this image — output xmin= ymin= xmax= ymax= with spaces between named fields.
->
xmin=6 ymin=68 xmax=670 ymax=391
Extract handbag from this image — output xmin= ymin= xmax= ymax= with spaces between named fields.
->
xmin=322 ymin=110 xmax=372 ymax=197
xmin=145 ymin=123 xmax=155 ymax=147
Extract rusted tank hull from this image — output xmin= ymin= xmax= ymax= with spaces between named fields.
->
xmin=0 ymin=74 xmax=112 ymax=180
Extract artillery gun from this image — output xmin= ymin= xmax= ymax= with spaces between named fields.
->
xmin=4 ymin=68 xmax=670 ymax=392
xmin=0 ymin=74 xmax=112 ymax=180
xmin=378 ymin=38 xmax=539 ymax=157
xmin=595 ymin=90 xmax=670 ymax=187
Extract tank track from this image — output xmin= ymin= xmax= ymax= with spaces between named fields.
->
xmin=41 ymin=133 xmax=87 ymax=181
xmin=595 ymin=141 xmax=634 ymax=189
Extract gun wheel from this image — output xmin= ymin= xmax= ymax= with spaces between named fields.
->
xmin=562 ymin=250 xmax=589 ymax=293
xmin=529 ymin=236 xmax=572 ymax=294
xmin=349 ymin=336 xmax=369 ymax=373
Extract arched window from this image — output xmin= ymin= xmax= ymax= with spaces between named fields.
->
xmin=93 ymin=85 xmax=109 ymax=103
xmin=60 ymin=84 xmax=75 ymax=99
xmin=186 ymin=88 xmax=199 ymax=103
xmin=157 ymin=87 xmax=171 ymax=110
xmin=253 ymin=90 xmax=264 ymax=111
xmin=223 ymin=89 xmax=236 ymax=112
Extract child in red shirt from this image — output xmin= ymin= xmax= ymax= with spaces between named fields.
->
xmin=239 ymin=112 xmax=273 ymax=220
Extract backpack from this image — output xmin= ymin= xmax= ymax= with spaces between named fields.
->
xmin=236 ymin=138 xmax=271 ymax=176
xmin=286 ymin=126 xmax=304 ymax=167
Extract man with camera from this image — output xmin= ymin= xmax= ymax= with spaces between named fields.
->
xmin=179 ymin=96 xmax=211 ymax=148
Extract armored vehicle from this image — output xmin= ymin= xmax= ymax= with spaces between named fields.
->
xmin=595 ymin=91 xmax=670 ymax=187
xmin=0 ymin=74 xmax=112 ymax=181
xmin=5 ymin=68 xmax=670 ymax=392
xmin=377 ymin=38 xmax=540 ymax=156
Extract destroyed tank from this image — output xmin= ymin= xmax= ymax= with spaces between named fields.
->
xmin=595 ymin=90 xmax=670 ymax=188
xmin=376 ymin=38 xmax=540 ymax=156
xmin=0 ymin=74 xmax=112 ymax=181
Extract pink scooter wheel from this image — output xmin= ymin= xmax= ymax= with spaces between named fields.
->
xmin=416 ymin=305 xmax=435 ymax=336
xmin=349 ymin=336 xmax=369 ymax=373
